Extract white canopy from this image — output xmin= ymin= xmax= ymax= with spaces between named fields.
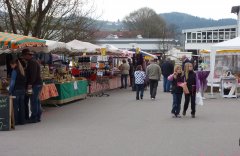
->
xmin=67 ymin=39 xmax=101 ymax=53
xmin=127 ymin=50 xmax=158 ymax=59
xmin=45 ymin=40 xmax=71 ymax=53
xmin=210 ymin=37 xmax=240 ymax=94
xmin=100 ymin=44 xmax=123 ymax=53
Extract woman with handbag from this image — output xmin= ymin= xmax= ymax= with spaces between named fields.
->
xmin=168 ymin=65 xmax=184 ymax=118
xmin=182 ymin=63 xmax=199 ymax=118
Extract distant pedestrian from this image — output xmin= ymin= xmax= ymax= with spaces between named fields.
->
xmin=168 ymin=65 xmax=184 ymax=118
xmin=119 ymin=59 xmax=130 ymax=89
xmin=146 ymin=59 xmax=161 ymax=100
xmin=161 ymin=58 xmax=174 ymax=92
xmin=183 ymin=63 xmax=199 ymax=118
xmin=134 ymin=65 xmax=146 ymax=100
xmin=128 ymin=58 xmax=134 ymax=87
xmin=181 ymin=55 xmax=190 ymax=70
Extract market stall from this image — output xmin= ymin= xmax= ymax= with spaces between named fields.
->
xmin=0 ymin=32 xmax=47 ymax=128
xmin=210 ymin=37 xmax=240 ymax=95
xmin=65 ymin=43 xmax=126 ymax=95
xmin=37 ymin=40 xmax=90 ymax=104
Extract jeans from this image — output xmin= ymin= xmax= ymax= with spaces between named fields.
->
xmin=163 ymin=76 xmax=171 ymax=92
xmin=172 ymin=93 xmax=182 ymax=115
xmin=183 ymin=93 xmax=196 ymax=115
xmin=136 ymin=84 xmax=144 ymax=99
xmin=30 ymin=85 xmax=42 ymax=121
xmin=13 ymin=90 xmax=26 ymax=125
xmin=149 ymin=79 xmax=158 ymax=98
xmin=121 ymin=74 xmax=128 ymax=88
xmin=24 ymin=95 xmax=30 ymax=120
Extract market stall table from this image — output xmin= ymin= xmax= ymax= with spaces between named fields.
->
xmin=43 ymin=80 xmax=88 ymax=105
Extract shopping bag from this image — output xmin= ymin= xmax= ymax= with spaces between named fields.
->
xmin=196 ymin=92 xmax=203 ymax=106
xmin=177 ymin=82 xmax=189 ymax=94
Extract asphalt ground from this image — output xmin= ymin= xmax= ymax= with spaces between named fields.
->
xmin=0 ymin=82 xmax=240 ymax=156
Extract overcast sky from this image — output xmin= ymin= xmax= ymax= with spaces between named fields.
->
xmin=94 ymin=0 xmax=240 ymax=21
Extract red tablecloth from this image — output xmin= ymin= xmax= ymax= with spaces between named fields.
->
xmin=39 ymin=83 xmax=58 ymax=101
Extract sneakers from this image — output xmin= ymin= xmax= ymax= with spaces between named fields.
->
xmin=191 ymin=114 xmax=195 ymax=118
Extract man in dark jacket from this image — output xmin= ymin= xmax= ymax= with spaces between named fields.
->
xmin=22 ymin=49 xmax=43 ymax=123
xmin=182 ymin=55 xmax=190 ymax=70
xmin=161 ymin=58 xmax=174 ymax=92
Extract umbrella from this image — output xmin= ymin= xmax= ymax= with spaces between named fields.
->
xmin=0 ymin=32 xmax=46 ymax=49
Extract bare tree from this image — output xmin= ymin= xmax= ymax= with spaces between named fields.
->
xmin=123 ymin=7 xmax=166 ymax=38
xmin=0 ymin=0 xmax=100 ymax=40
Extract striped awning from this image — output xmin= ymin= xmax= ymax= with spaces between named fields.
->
xmin=0 ymin=32 xmax=46 ymax=49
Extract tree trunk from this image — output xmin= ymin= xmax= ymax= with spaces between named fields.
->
xmin=5 ymin=0 xmax=17 ymax=34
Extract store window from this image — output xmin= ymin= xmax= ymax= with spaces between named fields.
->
xmin=187 ymin=33 xmax=191 ymax=39
xmin=192 ymin=33 xmax=196 ymax=39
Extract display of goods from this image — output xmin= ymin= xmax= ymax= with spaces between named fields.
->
xmin=91 ymin=56 xmax=98 ymax=63
xmin=99 ymin=62 xmax=105 ymax=69
xmin=97 ymin=56 xmax=108 ymax=62
xmin=78 ymin=57 xmax=90 ymax=62
xmin=41 ymin=66 xmax=51 ymax=79
xmin=79 ymin=62 xmax=91 ymax=70
xmin=91 ymin=63 xmax=97 ymax=69
xmin=57 ymin=67 xmax=67 ymax=74
xmin=80 ymin=70 xmax=92 ymax=78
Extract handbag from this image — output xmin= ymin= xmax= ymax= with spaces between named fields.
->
xmin=196 ymin=92 xmax=203 ymax=106
xmin=177 ymin=82 xmax=190 ymax=94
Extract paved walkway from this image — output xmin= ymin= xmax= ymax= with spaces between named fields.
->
xmin=1 ymin=82 xmax=240 ymax=156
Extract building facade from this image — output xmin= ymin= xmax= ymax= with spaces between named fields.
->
xmin=96 ymin=36 xmax=179 ymax=53
xmin=182 ymin=25 xmax=237 ymax=54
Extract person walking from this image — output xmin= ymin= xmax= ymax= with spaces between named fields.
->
xmin=182 ymin=63 xmax=199 ymax=118
xmin=168 ymin=65 xmax=184 ymax=118
xmin=128 ymin=58 xmax=134 ymax=87
xmin=9 ymin=59 xmax=27 ymax=125
xmin=146 ymin=59 xmax=161 ymax=100
xmin=119 ymin=59 xmax=130 ymax=89
xmin=181 ymin=55 xmax=190 ymax=70
xmin=22 ymin=49 xmax=43 ymax=123
xmin=161 ymin=58 xmax=174 ymax=92
xmin=134 ymin=65 xmax=146 ymax=100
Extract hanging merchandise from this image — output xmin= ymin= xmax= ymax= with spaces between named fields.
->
xmin=101 ymin=48 xmax=106 ymax=56
xmin=136 ymin=47 xmax=140 ymax=54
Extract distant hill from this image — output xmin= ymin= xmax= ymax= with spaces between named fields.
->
xmin=97 ymin=12 xmax=237 ymax=32
xmin=160 ymin=12 xmax=237 ymax=31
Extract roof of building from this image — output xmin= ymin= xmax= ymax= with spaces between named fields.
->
xmin=182 ymin=25 xmax=237 ymax=33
